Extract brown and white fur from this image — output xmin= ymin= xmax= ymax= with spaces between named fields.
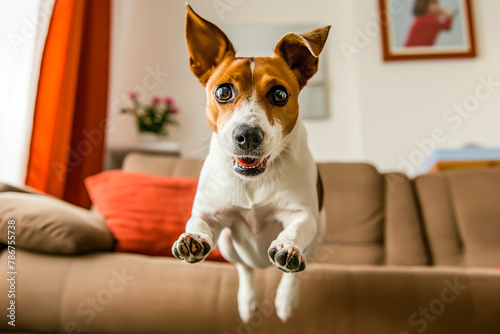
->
xmin=172 ymin=4 xmax=330 ymax=322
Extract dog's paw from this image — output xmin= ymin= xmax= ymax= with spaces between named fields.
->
xmin=268 ymin=243 xmax=306 ymax=273
xmin=172 ymin=233 xmax=212 ymax=263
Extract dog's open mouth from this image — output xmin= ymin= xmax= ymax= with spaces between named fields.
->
xmin=232 ymin=156 xmax=270 ymax=177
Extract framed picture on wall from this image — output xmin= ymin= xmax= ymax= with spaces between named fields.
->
xmin=379 ymin=0 xmax=476 ymax=61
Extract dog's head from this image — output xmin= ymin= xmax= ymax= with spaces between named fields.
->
xmin=186 ymin=4 xmax=330 ymax=179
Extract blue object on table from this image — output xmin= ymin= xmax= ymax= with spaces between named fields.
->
xmin=422 ymin=147 xmax=500 ymax=173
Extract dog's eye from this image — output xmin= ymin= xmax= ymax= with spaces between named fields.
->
xmin=214 ymin=84 xmax=234 ymax=103
xmin=267 ymin=86 xmax=289 ymax=106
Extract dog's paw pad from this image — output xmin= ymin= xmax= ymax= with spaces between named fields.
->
xmin=172 ymin=233 xmax=211 ymax=263
xmin=268 ymin=243 xmax=306 ymax=273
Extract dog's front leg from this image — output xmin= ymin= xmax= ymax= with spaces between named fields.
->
xmin=235 ymin=263 xmax=257 ymax=323
xmin=172 ymin=216 xmax=222 ymax=263
xmin=275 ymin=272 xmax=300 ymax=322
xmin=268 ymin=210 xmax=317 ymax=273
xmin=268 ymin=210 xmax=318 ymax=322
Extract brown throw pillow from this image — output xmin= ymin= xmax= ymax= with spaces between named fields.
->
xmin=0 ymin=192 xmax=114 ymax=254
xmin=0 ymin=182 xmax=39 ymax=194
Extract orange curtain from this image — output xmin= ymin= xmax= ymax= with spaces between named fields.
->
xmin=25 ymin=0 xmax=111 ymax=209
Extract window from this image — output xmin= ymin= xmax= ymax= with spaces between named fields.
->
xmin=0 ymin=0 xmax=54 ymax=185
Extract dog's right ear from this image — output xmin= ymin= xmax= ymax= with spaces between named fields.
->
xmin=186 ymin=4 xmax=235 ymax=86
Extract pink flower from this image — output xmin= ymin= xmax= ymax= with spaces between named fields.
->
xmin=171 ymin=107 xmax=179 ymax=115
xmin=165 ymin=97 xmax=174 ymax=105
xmin=152 ymin=96 xmax=161 ymax=104
xmin=129 ymin=91 xmax=138 ymax=100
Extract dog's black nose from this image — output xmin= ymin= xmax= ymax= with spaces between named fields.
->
xmin=233 ymin=126 xmax=264 ymax=151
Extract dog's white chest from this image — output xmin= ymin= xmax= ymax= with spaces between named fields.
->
xmin=212 ymin=204 xmax=309 ymax=269
xmin=226 ymin=205 xmax=281 ymax=235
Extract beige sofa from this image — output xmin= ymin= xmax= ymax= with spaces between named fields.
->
xmin=1 ymin=152 xmax=499 ymax=334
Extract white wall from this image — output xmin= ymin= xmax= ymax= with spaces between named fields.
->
xmin=108 ymin=0 xmax=500 ymax=175
xmin=352 ymin=0 xmax=500 ymax=175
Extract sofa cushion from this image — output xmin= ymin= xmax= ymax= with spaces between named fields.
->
xmin=85 ymin=170 xmax=225 ymax=261
xmin=317 ymin=163 xmax=385 ymax=265
xmin=415 ymin=168 xmax=500 ymax=267
xmin=6 ymin=249 xmax=499 ymax=333
xmin=0 ymin=192 xmax=113 ymax=254
xmin=384 ymin=172 xmax=428 ymax=266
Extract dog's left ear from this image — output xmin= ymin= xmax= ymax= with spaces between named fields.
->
xmin=186 ymin=4 xmax=236 ymax=86
xmin=274 ymin=26 xmax=331 ymax=89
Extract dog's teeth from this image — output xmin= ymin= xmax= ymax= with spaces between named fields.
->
xmin=237 ymin=163 xmax=258 ymax=169
xmin=233 ymin=156 xmax=269 ymax=170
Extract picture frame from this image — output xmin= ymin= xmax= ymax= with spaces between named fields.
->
xmin=378 ymin=0 xmax=476 ymax=61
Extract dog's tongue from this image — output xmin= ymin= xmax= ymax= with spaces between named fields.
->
xmin=236 ymin=157 xmax=261 ymax=168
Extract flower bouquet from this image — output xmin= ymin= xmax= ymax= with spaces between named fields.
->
xmin=121 ymin=92 xmax=179 ymax=136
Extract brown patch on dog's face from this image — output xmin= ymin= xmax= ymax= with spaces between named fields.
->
xmin=205 ymin=58 xmax=253 ymax=133
xmin=252 ymin=57 xmax=300 ymax=137
xmin=205 ymin=56 xmax=300 ymax=137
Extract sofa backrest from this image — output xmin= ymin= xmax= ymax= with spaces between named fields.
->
xmin=122 ymin=153 xmax=429 ymax=267
xmin=123 ymin=153 xmax=203 ymax=177
xmin=415 ymin=169 xmax=500 ymax=267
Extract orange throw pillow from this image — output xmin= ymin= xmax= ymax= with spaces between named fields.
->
xmin=85 ymin=170 xmax=225 ymax=262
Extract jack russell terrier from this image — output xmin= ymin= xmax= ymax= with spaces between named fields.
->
xmin=173 ymin=4 xmax=330 ymax=322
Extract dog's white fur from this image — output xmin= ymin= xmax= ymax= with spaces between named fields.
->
xmin=174 ymin=5 xmax=329 ymax=322
xmin=218 ymin=97 xmax=282 ymax=169
xmin=182 ymin=100 xmax=325 ymax=321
